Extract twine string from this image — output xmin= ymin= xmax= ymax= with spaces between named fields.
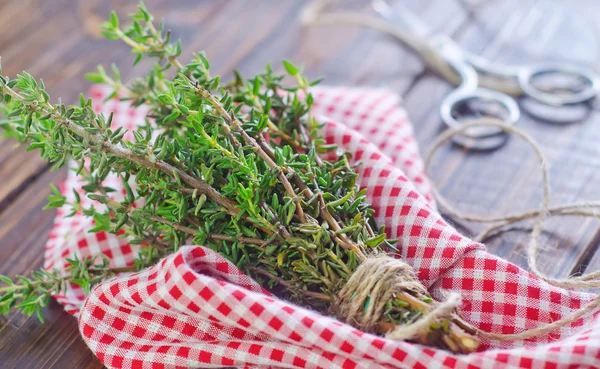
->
xmin=424 ymin=118 xmax=600 ymax=340
xmin=333 ymin=255 xmax=461 ymax=340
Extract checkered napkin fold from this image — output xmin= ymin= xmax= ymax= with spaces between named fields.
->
xmin=44 ymin=86 xmax=600 ymax=368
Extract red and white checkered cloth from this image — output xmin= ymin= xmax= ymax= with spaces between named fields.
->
xmin=44 ymin=86 xmax=600 ymax=368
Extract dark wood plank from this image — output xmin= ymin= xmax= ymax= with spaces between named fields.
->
xmin=0 ymin=140 xmax=50 ymax=213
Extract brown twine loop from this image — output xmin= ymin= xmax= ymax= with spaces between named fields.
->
xmin=333 ymin=255 xmax=425 ymax=333
xmin=424 ymin=118 xmax=600 ymax=340
xmin=332 ymin=254 xmax=460 ymax=340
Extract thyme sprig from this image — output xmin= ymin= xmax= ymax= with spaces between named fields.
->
xmin=0 ymin=3 xmax=478 ymax=352
xmin=0 ymin=256 xmax=133 ymax=322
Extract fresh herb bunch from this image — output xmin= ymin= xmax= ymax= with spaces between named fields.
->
xmin=0 ymin=3 xmax=478 ymax=352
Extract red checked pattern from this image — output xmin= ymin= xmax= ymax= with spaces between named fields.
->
xmin=44 ymin=85 xmax=600 ymax=368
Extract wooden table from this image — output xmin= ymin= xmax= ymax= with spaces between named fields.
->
xmin=1 ymin=0 xmax=600 ymax=367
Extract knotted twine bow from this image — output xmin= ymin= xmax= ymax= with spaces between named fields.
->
xmin=332 ymin=254 xmax=462 ymax=340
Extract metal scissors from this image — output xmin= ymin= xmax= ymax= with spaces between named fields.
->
xmin=372 ymin=0 xmax=600 ymax=147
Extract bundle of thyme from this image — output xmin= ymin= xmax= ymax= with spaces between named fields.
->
xmin=0 ymin=3 xmax=478 ymax=353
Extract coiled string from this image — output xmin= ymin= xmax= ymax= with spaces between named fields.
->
xmin=425 ymin=118 xmax=600 ymax=340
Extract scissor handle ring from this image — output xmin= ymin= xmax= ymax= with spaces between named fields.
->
xmin=518 ymin=64 xmax=600 ymax=106
xmin=440 ymin=88 xmax=520 ymax=138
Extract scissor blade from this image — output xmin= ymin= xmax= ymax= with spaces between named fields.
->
xmin=372 ymin=0 xmax=432 ymax=37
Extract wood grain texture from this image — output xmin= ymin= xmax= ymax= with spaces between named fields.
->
xmin=0 ymin=0 xmax=599 ymax=367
